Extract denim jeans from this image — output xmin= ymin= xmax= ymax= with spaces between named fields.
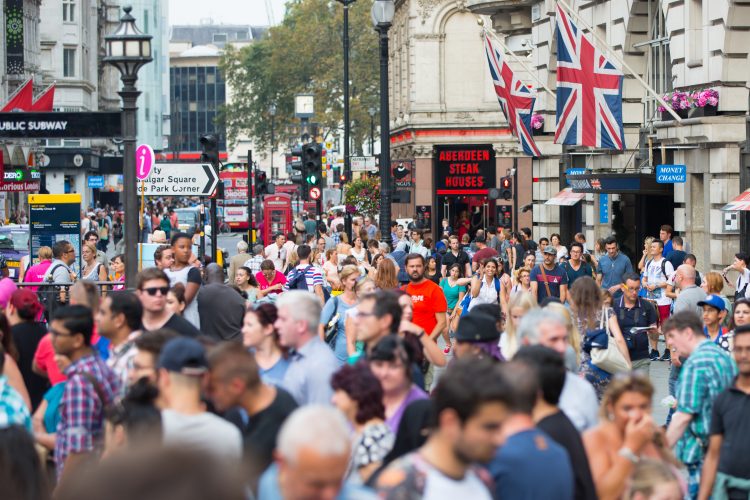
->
xmin=666 ymin=375 xmax=678 ymax=426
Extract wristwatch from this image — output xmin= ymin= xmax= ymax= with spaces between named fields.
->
xmin=617 ymin=447 xmax=639 ymax=464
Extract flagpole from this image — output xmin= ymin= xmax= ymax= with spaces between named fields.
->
xmin=556 ymin=0 xmax=683 ymax=123
xmin=480 ymin=20 xmax=557 ymax=102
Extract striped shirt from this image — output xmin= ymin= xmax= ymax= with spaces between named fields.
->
xmin=675 ymin=340 xmax=737 ymax=464
xmin=283 ymin=264 xmax=324 ymax=291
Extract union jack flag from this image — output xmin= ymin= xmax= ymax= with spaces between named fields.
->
xmin=484 ymin=35 xmax=541 ymax=157
xmin=555 ymin=4 xmax=625 ymax=150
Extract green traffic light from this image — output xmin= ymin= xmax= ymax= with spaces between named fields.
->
xmin=307 ymin=175 xmax=318 ymax=185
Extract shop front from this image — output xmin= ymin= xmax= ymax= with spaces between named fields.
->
xmin=434 ymin=144 xmax=496 ymax=240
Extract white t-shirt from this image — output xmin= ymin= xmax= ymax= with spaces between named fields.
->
xmin=736 ymin=268 xmax=750 ymax=299
xmin=265 ymin=243 xmax=287 ymax=272
xmin=422 ymin=466 xmax=493 ymax=500
xmin=161 ymin=409 xmax=242 ymax=460
xmin=645 ymin=257 xmax=674 ymax=306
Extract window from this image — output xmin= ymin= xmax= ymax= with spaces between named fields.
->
xmin=63 ymin=0 xmax=75 ymax=22
xmin=63 ymin=48 xmax=76 ymax=77
xmin=644 ymin=0 xmax=672 ymax=121
xmin=212 ymin=33 xmax=228 ymax=44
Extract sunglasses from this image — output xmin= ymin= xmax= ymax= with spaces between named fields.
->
xmin=142 ymin=286 xmax=169 ymax=296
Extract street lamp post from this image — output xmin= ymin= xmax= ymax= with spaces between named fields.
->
xmin=372 ymin=0 xmax=394 ymax=247
xmin=269 ymin=104 xmax=277 ymax=178
xmin=368 ymin=107 xmax=376 ymax=155
xmin=104 ymin=6 xmax=152 ymax=289
xmin=336 ymin=0 xmax=356 ymax=242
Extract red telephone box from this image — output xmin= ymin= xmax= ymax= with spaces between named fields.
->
xmin=263 ymin=193 xmax=293 ymax=243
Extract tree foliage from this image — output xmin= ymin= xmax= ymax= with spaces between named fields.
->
xmin=218 ymin=0 xmax=380 ymax=157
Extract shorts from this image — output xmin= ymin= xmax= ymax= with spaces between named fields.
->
xmin=657 ymin=304 xmax=672 ymax=327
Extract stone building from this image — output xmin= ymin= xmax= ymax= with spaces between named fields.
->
xmin=389 ymin=0 xmax=749 ymax=269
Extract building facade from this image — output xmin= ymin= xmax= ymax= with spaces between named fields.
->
xmin=389 ymin=0 xmax=749 ymax=270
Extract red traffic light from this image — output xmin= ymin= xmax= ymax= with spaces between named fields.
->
xmin=339 ymin=173 xmax=347 ymax=182
xmin=501 ymin=178 xmax=511 ymax=188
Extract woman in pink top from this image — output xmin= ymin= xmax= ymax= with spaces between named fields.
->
xmin=256 ymin=259 xmax=287 ymax=299
xmin=23 ymin=246 xmax=54 ymax=291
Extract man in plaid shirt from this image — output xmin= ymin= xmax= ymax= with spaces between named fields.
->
xmin=664 ymin=311 xmax=737 ymax=499
xmin=0 ymin=347 xmax=31 ymax=431
xmin=53 ymin=305 xmax=120 ymax=485
xmin=243 ymin=244 xmax=266 ymax=275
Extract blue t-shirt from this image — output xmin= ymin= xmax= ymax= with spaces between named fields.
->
xmin=259 ymin=357 xmax=291 ymax=387
xmin=489 ymin=429 xmax=574 ymax=500
xmin=320 ymin=295 xmax=356 ymax=364
xmin=596 ymin=252 xmax=633 ymax=289
xmin=439 ymin=278 xmax=466 ymax=310
xmin=530 ymin=264 xmax=568 ymax=302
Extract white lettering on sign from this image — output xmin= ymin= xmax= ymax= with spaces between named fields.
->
xmin=0 ymin=120 xmax=68 ymax=131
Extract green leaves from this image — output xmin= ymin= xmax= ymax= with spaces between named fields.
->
xmin=218 ymin=0 xmax=380 ymax=156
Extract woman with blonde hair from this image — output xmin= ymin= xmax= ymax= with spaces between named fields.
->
xmin=321 ymin=265 xmax=360 ymax=364
xmin=625 ymin=460 xmax=683 ymax=500
xmin=638 ymin=236 xmax=656 ymax=272
xmin=374 ymin=258 xmax=399 ymax=290
xmin=583 ymin=374 xmax=680 ymax=500
xmin=80 ymin=242 xmax=107 ymax=281
xmin=545 ymin=302 xmax=582 ymax=371
xmin=499 ymin=290 xmax=537 ymax=359
xmin=569 ymin=276 xmax=630 ymax=400
xmin=322 ymin=248 xmax=341 ymax=290
xmin=702 ymin=271 xmax=733 ymax=327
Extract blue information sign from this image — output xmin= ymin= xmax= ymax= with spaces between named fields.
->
xmin=565 ymin=168 xmax=586 ymax=186
xmin=599 ymin=193 xmax=609 ymax=224
xmin=656 ymin=164 xmax=686 ymax=184
xmin=88 ymin=176 xmax=104 ymax=188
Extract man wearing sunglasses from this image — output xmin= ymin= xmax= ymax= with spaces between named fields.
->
xmin=613 ymin=273 xmax=658 ymax=374
xmin=136 ymin=268 xmax=200 ymax=338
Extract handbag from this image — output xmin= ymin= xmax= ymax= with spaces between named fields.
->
xmin=324 ymin=297 xmax=340 ymax=348
xmin=590 ymin=307 xmax=631 ymax=374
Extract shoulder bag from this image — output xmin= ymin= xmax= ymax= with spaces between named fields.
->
xmin=590 ymin=307 xmax=631 ymax=374
xmin=538 ymin=265 xmax=553 ymax=298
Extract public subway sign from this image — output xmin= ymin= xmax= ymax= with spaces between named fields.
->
xmin=434 ymin=144 xmax=496 ymax=195
xmin=0 ymin=112 xmax=122 ymax=138
xmin=655 ymin=164 xmax=687 ymax=184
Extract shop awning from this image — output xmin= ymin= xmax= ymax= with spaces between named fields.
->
xmin=722 ymin=189 xmax=750 ymax=211
xmin=545 ymin=188 xmax=585 ymax=206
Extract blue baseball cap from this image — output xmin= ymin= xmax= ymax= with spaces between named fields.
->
xmin=158 ymin=337 xmax=208 ymax=376
xmin=698 ymin=294 xmax=726 ymax=312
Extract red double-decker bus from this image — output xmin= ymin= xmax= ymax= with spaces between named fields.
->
xmin=219 ymin=168 xmax=250 ymax=231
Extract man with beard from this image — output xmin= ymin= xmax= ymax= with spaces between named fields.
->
xmin=403 ymin=254 xmax=447 ymax=343
xmin=376 ymin=358 xmax=512 ymax=498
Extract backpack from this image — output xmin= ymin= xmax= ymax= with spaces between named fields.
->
xmin=40 ymin=263 xmax=68 ymax=321
xmin=287 ymin=265 xmax=313 ymax=291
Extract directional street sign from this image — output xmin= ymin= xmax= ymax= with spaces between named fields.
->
xmin=138 ymin=163 xmax=219 ymax=196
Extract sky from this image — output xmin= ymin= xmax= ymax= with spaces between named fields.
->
xmin=168 ymin=0 xmax=286 ymax=26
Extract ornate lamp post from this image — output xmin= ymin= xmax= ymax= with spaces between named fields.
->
xmin=104 ymin=6 xmax=152 ymax=289
xmin=371 ymin=0 xmax=395 ymax=247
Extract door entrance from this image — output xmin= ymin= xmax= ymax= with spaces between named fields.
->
xmin=436 ymin=194 xmax=493 ymax=241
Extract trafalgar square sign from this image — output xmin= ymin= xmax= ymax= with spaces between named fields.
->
xmin=138 ymin=163 xmax=219 ymax=196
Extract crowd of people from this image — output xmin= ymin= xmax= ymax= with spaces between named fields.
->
xmin=1 ymin=213 xmax=750 ymax=500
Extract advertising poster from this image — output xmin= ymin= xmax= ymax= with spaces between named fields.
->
xmin=28 ymin=194 xmax=81 ymax=272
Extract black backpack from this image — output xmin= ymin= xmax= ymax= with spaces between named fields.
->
xmin=40 ymin=263 xmax=68 ymax=321
xmin=287 ymin=265 xmax=313 ymax=291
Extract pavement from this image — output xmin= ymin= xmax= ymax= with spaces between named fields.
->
xmin=220 ymin=232 xmax=673 ymax=422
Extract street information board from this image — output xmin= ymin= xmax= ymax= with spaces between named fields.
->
xmin=28 ymin=194 xmax=81 ymax=271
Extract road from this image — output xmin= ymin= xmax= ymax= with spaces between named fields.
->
xmin=217 ymin=231 xmax=672 ymax=421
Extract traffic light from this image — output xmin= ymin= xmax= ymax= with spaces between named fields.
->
xmin=199 ymin=134 xmax=220 ymax=167
xmin=500 ymin=175 xmax=513 ymax=200
xmin=290 ymin=145 xmax=308 ymax=199
xmin=255 ymin=170 xmax=271 ymax=195
xmin=498 ymin=205 xmax=513 ymax=229
xmin=302 ymin=142 xmax=322 ymax=190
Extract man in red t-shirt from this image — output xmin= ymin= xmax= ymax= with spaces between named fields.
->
xmin=404 ymin=254 xmax=447 ymax=340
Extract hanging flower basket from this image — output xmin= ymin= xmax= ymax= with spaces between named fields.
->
xmin=531 ymin=114 xmax=545 ymax=135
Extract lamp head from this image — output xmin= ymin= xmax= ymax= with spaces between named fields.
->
xmin=103 ymin=5 xmax=153 ymax=80
xmin=371 ymin=0 xmax=395 ymax=28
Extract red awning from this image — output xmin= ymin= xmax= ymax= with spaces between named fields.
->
xmin=545 ymin=187 xmax=585 ymax=206
xmin=722 ymin=189 xmax=750 ymax=211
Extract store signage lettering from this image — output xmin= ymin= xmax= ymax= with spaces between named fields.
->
xmin=0 ymin=112 xmax=122 ymax=138
xmin=655 ymin=164 xmax=686 ymax=184
xmin=435 ymin=145 xmax=495 ymax=194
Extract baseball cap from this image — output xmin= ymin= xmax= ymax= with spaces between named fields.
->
xmin=454 ymin=312 xmax=500 ymax=343
xmin=543 ymin=246 xmax=557 ymax=255
xmin=158 ymin=337 xmax=208 ymax=376
xmin=697 ymin=294 xmax=726 ymax=312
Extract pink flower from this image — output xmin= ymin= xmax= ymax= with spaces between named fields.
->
xmin=531 ymin=114 xmax=544 ymax=130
